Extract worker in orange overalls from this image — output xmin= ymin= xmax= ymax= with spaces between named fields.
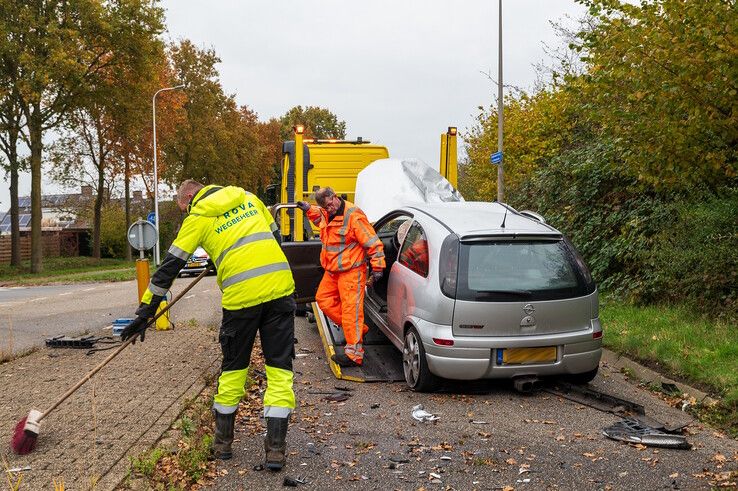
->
xmin=297 ymin=187 xmax=385 ymax=367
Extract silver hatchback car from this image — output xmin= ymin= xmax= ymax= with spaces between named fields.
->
xmin=363 ymin=201 xmax=602 ymax=391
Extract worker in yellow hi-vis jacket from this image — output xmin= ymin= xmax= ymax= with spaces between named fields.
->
xmin=121 ymin=179 xmax=296 ymax=471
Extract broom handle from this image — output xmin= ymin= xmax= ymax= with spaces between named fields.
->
xmin=38 ymin=266 xmax=213 ymax=421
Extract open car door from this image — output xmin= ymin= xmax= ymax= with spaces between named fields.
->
xmin=272 ymin=203 xmax=323 ymax=303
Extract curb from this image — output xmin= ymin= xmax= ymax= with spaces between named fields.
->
xmin=601 ymin=348 xmax=718 ymax=405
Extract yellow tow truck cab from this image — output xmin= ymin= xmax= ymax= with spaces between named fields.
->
xmin=279 ymin=135 xmax=389 ymax=239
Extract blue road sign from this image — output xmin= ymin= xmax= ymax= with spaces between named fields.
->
xmin=490 ymin=151 xmax=503 ymax=165
xmin=147 ymin=212 xmax=156 ymax=225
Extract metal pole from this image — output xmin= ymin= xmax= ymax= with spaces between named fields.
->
xmin=152 ymin=85 xmax=185 ymax=266
xmin=497 ymin=0 xmax=504 ymax=203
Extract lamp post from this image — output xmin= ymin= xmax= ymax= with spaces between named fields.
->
xmin=152 ymin=84 xmax=184 ymax=266
xmin=496 ymin=0 xmax=504 ymax=203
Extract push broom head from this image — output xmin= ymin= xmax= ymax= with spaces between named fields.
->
xmin=10 ymin=409 xmax=42 ymax=455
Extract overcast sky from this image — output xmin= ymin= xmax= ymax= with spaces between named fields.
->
xmin=1 ymin=0 xmax=586 ymax=211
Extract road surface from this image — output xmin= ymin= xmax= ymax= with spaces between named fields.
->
xmin=0 ymin=276 xmax=220 ymax=355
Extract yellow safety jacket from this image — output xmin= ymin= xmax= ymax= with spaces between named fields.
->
xmin=138 ymin=185 xmax=294 ymax=315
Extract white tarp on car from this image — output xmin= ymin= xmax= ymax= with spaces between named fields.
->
xmin=354 ymin=158 xmax=464 ymax=222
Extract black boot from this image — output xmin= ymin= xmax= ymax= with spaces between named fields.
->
xmin=264 ymin=417 xmax=289 ymax=471
xmin=210 ymin=409 xmax=236 ymax=460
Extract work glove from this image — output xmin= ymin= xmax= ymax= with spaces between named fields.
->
xmin=296 ymin=201 xmax=311 ymax=212
xmin=121 ymin=316 xmax=150 ymax=344
xmin=370 ymin=269 xmax=383 ymax=285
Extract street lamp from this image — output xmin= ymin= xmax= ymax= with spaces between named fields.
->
xmin=497 ymin=0 xmax=504 ymax=203
xmin=152 ymin=84 xmax=185 ymax=266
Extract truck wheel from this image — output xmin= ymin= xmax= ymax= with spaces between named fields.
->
xmin=403 ymin=327 xmax=439 ymax=392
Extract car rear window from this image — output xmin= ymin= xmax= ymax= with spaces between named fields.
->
xmin=456 ymin=240 xmax=594 ymax=301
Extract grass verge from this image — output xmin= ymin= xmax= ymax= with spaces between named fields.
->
xmin=600 ymin=298 xmax=738 ymax=436
xmin=126 ymin=383 xmax=217 ymax=490
xmin=0 ymin=257 xmax=137 ymax=286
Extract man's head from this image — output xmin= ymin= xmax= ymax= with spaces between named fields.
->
xmin=314 ymin=187 xmax=341 ymax=215
xmin=177 ymin=179 xmax=205 ymax=211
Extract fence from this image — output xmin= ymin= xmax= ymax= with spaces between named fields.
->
xmin=0 ymin=230 xmax=88 ymax=264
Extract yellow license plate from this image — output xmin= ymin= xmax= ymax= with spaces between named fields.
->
xmin=502 ymin=347 xmax=557 ymax=364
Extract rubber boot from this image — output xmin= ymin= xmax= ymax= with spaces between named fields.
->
xmin=210 ymin=409 xmax=236 ymax=460
xmin=264 ymin=416 xmax=289 ymax=471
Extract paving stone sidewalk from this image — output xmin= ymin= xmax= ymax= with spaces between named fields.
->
xmin=1 ymin=323 xmax=220 ymax=490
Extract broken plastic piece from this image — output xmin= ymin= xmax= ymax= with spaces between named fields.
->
xmin=411 ymin=404 xmax=440 ymax=422
xmin=324 ymin=393 xmax=351 ymax=402
xmin=603 ymin=419 xmax=691 ymax=449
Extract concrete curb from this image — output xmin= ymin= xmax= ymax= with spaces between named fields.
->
xmin=601 ymin=348 xmax=718 ymax=405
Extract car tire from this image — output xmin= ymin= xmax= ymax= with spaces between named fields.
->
xmin=566 ymin=367 xmax=599 ymax=384
xmin=403 ymin=327 xmax=439 ymax=392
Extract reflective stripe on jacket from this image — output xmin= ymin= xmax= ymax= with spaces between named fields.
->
xmin=139 ymin=185 xmax=294 ymax=313
xmin=306 ymin=200 xmax=386 ymax=273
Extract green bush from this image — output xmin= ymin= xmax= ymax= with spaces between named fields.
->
xmin=99 ymin=204 xmax=129 ymax=258
xmin=644 ymin=190 xmax=738 ymax=317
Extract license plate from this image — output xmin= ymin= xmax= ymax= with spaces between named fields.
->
xmin=187 ymin=261 xmax=207 ymax=268
xmin=501 ymin=347 xmax=557 ymax=364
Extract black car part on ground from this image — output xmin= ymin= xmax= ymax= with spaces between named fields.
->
xmin=544 ymin=381 xmax=690 ymax=434
xmin=603 ymin=419 xmax=691 ymax=449
xmin=45 ymin=335 xmax=118 ymax=350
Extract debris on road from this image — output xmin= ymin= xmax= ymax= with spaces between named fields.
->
xmin=324 ymin=392 xmax=351 ymax=402
xmin=603 ymin=419 xmax=691 ymax=449
xmin=283 ymin=475 xmax=307 ymax=486
xmin=412 ymin=404 xmax=440 ymax=422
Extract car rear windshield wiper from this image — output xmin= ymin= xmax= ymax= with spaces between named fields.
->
xmin=474 ymin=289 xmax=532 ymax=298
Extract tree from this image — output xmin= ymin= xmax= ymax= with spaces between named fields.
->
xmin=574 ymin=0 xmax=738 ymax=190
xmin=0 ymin=85 xmax=26 ymax=266
xmin=278 ymin=105 xmax=347 ymax=141
xmin=0 ymin=0 xmax=164 ymax=272
xmin=161 ymin=41 xmax=273 ymax=193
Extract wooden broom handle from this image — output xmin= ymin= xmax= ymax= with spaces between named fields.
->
xmin=39 ymin=267 xmax=213 ymax=420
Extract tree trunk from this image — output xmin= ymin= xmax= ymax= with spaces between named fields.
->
xmin=29 ymin=107 xmax=43 ymax=273
xmin=93 ymin=161 xmax=104 ymax=259
xmin=124 ymin=153 xmax=132 ymax=260
xmin=9 ymin=149 xmax=21 ymax=267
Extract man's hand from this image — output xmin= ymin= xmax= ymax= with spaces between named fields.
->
xmin=121 ymin=316 xmax=149 ymax=344
xmin=369 ymin=269 xmax=383 ymax=285
xmin=296 ymin=201 xmax=311 ymax=212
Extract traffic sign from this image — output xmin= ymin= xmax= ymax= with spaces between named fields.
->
xmin=128 ymin=220 xmax=158 ymax=251
xmin=490 ymin=151 xmax=503 ymax=165
xmin=147 ymin=212 xmax=156 ymax=225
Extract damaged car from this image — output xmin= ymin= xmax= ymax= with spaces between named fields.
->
xmin=280 ymin=158 xmax=602 ymax=391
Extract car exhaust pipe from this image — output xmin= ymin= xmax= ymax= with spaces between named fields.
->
xmin=513 ymin=376 xmax=541 ymax=394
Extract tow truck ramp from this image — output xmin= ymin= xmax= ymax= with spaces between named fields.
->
xmin=311 ymin=302 xmax=404 ymax=382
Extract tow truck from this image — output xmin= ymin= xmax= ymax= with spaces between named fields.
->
xmin=273 ymin=125 xmax=459 ymax=383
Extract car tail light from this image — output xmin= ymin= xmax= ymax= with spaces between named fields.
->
xmin=593 ymin=330 xmax=602 ymax=339
xmin=433 ymin=338 xmax=454 ymax=346
xmin=439 ymin=234 xmax=459 ymax=298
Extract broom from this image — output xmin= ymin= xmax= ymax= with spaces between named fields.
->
xmin=10 ymin=267 xmax=212 ymax=455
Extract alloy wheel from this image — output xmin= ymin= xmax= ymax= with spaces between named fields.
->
xmin=403 ymin=330 xmax=420 ymax=387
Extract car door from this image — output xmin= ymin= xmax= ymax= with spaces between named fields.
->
xmin=387 ymin=220 xmax=430 ymax=339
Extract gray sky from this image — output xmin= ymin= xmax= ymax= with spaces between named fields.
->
xmin=1 ymin=0 xmax=585 ymax=211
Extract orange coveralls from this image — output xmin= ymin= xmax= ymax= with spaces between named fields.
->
xmin=307 ymin=201 xmax=386 ymax=364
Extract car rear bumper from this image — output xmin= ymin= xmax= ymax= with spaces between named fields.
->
xmin=417 ymin=317 xmax=602 ymax=380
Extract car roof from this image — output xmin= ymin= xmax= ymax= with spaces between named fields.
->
xmin=402 ymin=201 xmax=560 ymax=237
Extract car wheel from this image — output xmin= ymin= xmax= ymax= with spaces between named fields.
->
xmin=566 ymin=367 xmax=599 ymax=384
xmin=402 ymin=327 xmax=439 ymax=392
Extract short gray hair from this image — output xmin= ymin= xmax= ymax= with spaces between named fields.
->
xmin=314 ymin=187 xmax=336 ymax=206
xmin=177 ymin=179 xmax=205 ymax=206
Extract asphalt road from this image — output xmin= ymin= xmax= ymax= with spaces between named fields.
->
xmin=210 ymin=316 xmax=738 ymax=490
xmin=0 ymin=276 xmax=221 ymax=355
